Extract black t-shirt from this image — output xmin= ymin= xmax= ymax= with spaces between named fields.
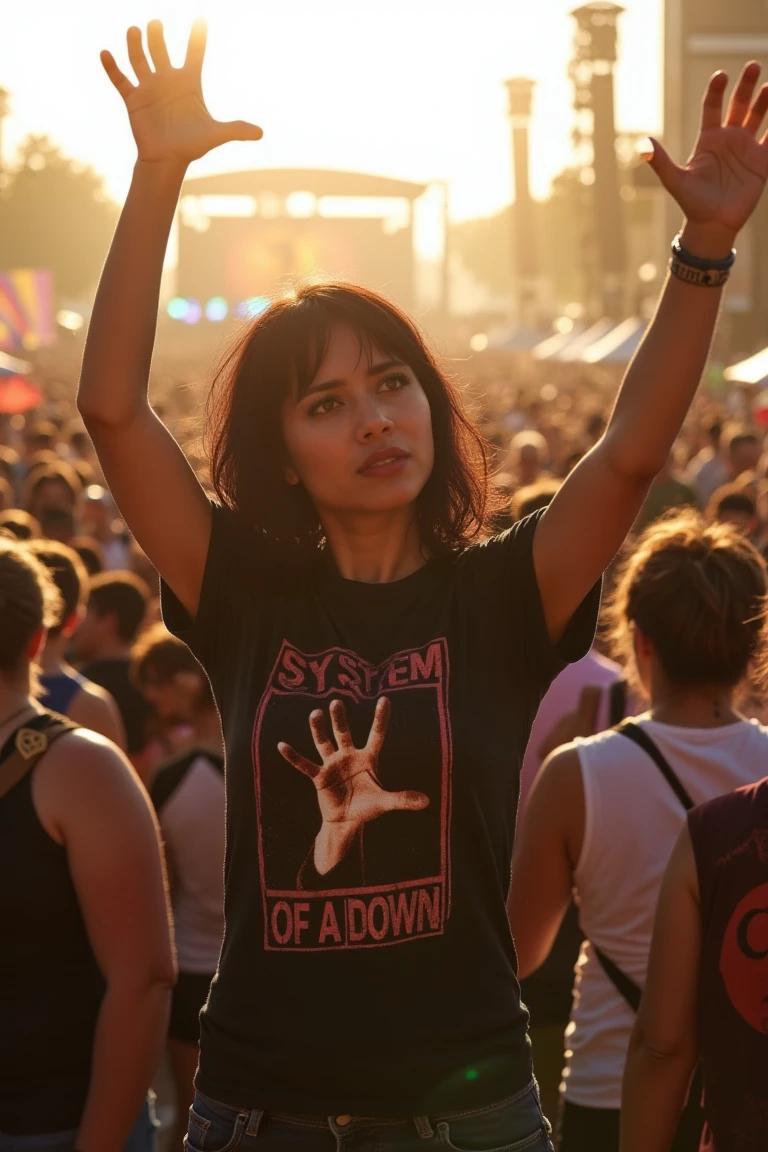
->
xmin=81 ymin=656 xmax=150 ymax=754
xmin=162 ymin=502 xmax=600 ymax=1116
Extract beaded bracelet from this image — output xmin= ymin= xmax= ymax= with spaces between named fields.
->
xmin=671 ymin=232 xmax=736 ymax=271
xmin=668 ymin=256 xmax=731 ymax=288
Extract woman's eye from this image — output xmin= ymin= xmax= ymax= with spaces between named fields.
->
xmin=308 ymin=395 xmax=342 ymax=416
xmin=379 ymin=373 xmax=410 ymax=392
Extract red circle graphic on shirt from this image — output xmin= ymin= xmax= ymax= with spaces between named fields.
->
xmin=720 ymin=881 xmax=768 ymax=1035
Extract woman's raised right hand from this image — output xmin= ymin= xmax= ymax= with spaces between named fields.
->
xmin=101 ymin=19 xmax=262 ymax=165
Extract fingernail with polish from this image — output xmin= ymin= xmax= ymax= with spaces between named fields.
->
xmin=638 ymin=137 xmax=654 ymax=162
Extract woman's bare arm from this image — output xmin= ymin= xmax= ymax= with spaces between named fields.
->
xmin=507 ymin=745 xmax=584 ymax=978
xmin=77 ymin=21 xmax=261 ymax=616
xmin=620 ymin=825 xmax=701 ymax=1152
xmin=533 ymin=65 xmax=768 ymax=643
xmin=35 ymin=732 xmax=176 ymax=1152
xmin=69 ymin=682 xmax=128 ymax=750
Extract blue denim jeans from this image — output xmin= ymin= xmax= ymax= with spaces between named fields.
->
xmin=0 ymin=1094 xmax=158 ymax=1152
xmin=184 ymin=1081 xmax=554 ymax=1152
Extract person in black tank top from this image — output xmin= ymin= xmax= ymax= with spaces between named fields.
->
xmin=80 ymin=21 xmax=768 ymax=1150
xmin=0 ymin=538 xmax=175 ymax=1150
xmin=622 ymin=777 xmax=768 ymax=1151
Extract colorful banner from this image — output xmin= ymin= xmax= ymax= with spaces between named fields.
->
xmin=0 ymin=269 xmax=54 ymax=351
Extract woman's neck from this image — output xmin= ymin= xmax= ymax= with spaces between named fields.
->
xmin=321 ymin=505 xmax=426 ymax=583
xmin=38 ymin=634 xmax=67 ymax=676
xmin=649 ymin=684 xmax=740 ymax=729
xmin=0 ymin=674 xmax=41 ymax=741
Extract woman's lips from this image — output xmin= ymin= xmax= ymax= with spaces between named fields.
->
xmin=358 ymin=455 xmax=410 ymax=477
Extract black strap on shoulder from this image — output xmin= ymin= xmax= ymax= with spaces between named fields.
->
xmin=0 ymin=711 xmax=79 ymax=801
xmin=592 ymin=946 xmax=642 ymax=1012
xmin=608 ymin=679 xmax=628 ymax=727
xmin=0 ymin=710 xmax=77 ymax=765
xmin=615 ymin=720 xmax=695 ymax=811
xmin=588 ymin=718 xmax=695 ymax=1013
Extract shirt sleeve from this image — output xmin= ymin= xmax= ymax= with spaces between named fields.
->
xmin=459 ymin=506 xmax=602 ymax=692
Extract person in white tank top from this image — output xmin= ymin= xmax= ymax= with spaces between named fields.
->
xmin=508 ymin=511 xmax=768 ymax=1152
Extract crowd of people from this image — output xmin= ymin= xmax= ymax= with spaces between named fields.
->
xmin=3 ymin=344 xmax=768 ymax=1152
xmin=4 ymin=16 xmax=768 ymax=1152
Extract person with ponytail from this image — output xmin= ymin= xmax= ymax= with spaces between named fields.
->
xmin=0 ymin=537 xmax=175 ymax=1151
xmin=508 ymin=512 xmax=768 ymax=1151
xmin=78 ymin=18 xmax=768 ymax=1150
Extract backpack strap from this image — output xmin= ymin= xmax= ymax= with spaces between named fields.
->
xmin=615 ymin=720 xmax=695 ymax=811
xmin=587 ymin=718 xmax=696 ymax=1012
xmin=0 ymin=711 xmax=79 ymax=803
xmin=592 ymin=945 xmax=643 ymax=1012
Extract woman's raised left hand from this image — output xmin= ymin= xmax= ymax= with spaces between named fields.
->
xmin=646 ymin=62 xmax=768 ymax=245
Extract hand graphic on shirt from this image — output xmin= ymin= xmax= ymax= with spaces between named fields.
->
xmin=277 ymin=697 xmax=430 ymax=875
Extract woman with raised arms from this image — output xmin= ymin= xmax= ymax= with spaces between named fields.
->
xmin=79 ymin=18 xmax=768 ymax=1151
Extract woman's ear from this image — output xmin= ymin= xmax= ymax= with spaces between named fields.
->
xmin=282 ymin=464 xmax=300 ymax=487
xmin=633 ymin=623 xmax=653 ymax=663
xmin=27 ymin=626 xmax=47 ymax=662
xmin=62 ymin=606 xmax=85 ymax=639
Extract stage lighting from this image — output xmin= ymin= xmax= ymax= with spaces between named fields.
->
xmin=235 ymin=296 xmax=270 ymax=320
xmin=205 ymin=297 xmax=229 ymax=322
xmin=167 ymin=297 xmax=188 ymax=321
xmin=183 ymin=299 xmax=203 ymax=325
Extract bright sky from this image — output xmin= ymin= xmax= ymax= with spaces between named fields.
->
xmin=2 ymin=0 xmax=664 ymax=220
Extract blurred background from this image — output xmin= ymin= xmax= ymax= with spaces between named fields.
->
xmin=3 ymin=0 xmax=768 ymax=376
xmin=5 ymin=4 xmax=768 ymax=1141
xmin=4 ymin=0 xmax=768 ymax=404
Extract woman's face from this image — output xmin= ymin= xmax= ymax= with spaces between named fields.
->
xmin=280 ymin=323 xmax=434 ymax=522
xmin=141 ymin=670 xmax=200 ymax=724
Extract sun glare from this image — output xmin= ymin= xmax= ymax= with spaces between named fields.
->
xmin=3 ymin=0 xmax=662 ymax=221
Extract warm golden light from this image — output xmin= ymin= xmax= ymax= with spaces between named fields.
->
xmin=3 ymin=0 xmax=663 ymax=222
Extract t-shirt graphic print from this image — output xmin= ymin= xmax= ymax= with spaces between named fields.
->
xmin=254 ymin=637 xmax=451 ymax=951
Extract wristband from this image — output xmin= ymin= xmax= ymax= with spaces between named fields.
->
xmin=671 ymin=233 xmax=736 ymax=271
xmin=668 ymin=255 xmax=730 ymax=288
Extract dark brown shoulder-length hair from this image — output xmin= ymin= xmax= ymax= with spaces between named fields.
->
xmin=205 ymin=280 xmax=501 ymax=556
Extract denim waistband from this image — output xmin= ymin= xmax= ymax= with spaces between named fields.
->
xmin=197 ymin=1078 xmax=537 ymax=1135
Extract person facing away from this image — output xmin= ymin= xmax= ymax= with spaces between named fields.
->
xmin=509 ymin=479 xmax=624 ymax=1123
xmin=0 ymin=537 xmax=175 ymax=1152
xmin=687 ymin=417 xmax=729 ymax=508
xmin=508 ymin=510 xmax=768 ymax=1152
xmin=622 ymin=774 xmax=768 ymax=1152
xmin=132 ymin=624 xmax=225 ymax=1151
xmin=79 ymin=18 xmax=768 ymax=1151
xmin=634 ymin=450 xmax=698 ymax=534
xmin=25 ymin=539 xmax=126 ymax=748
xmin=70 ymin=569 xmax=152 ymax=769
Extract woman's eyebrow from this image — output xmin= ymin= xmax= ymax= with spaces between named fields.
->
xmin=304 ymin=359 xmax=407 ymax=397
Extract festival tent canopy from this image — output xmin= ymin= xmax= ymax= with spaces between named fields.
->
xmin=0 ymin=351 xmax=32 ymax=378
xmin=555 ymin=318 xmax=615 ymax=363
xmin=530 ymin=325 xmax=586 ymax=361
xmin=724 ymin=346 xmax=768 ymax=387
xmin=580 ymin=316 xmax=647 ymax=365
xmin=0 ymin=375 xmax=42 ymax=413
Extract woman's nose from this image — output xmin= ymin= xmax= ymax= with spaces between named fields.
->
xmin=356 ymin=399 xmax=394 ymax=440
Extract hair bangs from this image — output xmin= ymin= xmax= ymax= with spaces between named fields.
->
xmin=206 ymin=279 xmax=501 ymax=553
xmin=285 ymin=290 xmax=422 ymax=402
